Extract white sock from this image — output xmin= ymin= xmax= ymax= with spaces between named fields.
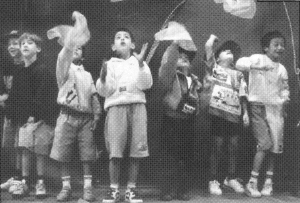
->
xmin=84 ymin=175 xmax=92 ymax=189
xmin=127 ymin=182 xmax=136 ymax=190
xmin=110 ymin=184 xmax=119 ymax=190
xmin=62 ymin=176 xmax=71 ymax=189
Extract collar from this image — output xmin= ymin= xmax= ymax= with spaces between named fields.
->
xmin=71 ymin=62 xmax=84 ymax=71
xmin=110 ymin=56 xmax=136 ymax=63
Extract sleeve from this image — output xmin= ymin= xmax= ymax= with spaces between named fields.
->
xmin=235 ymin=56 xmax=252 ymax=72
xmin=136 ymin=61 xmax=153 ymax=90
xmin=56 ymin=47 xmax=73 ymax=88
xmin=280 ymin=67 xmax=290 ymax=102
xmin=96 ymin=62 xmax=117 ymax=98
xmin=158 ymin=43 xmax=179 ymax=91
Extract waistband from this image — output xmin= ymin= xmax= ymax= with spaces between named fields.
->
xmin=60 ymin=106 xmax=92 ymax=117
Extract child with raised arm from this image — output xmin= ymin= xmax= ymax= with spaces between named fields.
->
xmin=96 ymin=28 xmax=152 ymax=203
xmin=236 ymin=30 xmax=289 ymax=198
xmin=204 ymin=34 xmax=249 ymax=195
xmin=48 ymin=11 xmax=101 ymax=202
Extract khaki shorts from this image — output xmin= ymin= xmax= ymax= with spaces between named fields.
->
xmin=105 ymin=104 xmax=149 ymax=159
xmin=50 ymin=112 xmax=96 ymax=162
xmin=251 ymin=103 xmax=284 ymax=153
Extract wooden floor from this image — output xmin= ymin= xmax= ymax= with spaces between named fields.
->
xmin=1 ymin=185 xmax=300 ymax=203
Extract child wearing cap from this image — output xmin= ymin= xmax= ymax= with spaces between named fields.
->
xmin=204 ymin=34 xmax=249 ymax=195
xmin=158 ymin=39 xmax=201 ymax=201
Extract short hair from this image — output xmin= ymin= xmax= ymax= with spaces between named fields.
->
xmin=215 ymin=40 xmax=241 ymax=62
xmin=261 ymin=30 xmax=285 ymax=53
xmin=1 ymin=30 xmax=20 ymax=45
xmin=112 ymin=27 xmax=135 ymax=43
xmin=19 ymin=32 xmax=43 ymax=49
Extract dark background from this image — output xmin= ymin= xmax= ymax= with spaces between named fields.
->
xmin=1 ymin=0 xmax=299 ymax=190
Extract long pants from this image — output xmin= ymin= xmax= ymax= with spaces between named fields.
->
xmin=159 ymin=115 xmax=195 ymax=195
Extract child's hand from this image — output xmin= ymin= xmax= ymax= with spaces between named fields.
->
xmin=133 ymin=43 xmax=148 ymax=68
xmin=90 ymin=115 xmax=100 ymax=131
xmin=209 ymin=34 xmax=219 ymax=43
xmin=100 ymin=60 xmax=107 ymax=83
xmin=27 ymin=116 xmax=35 ymax=123
xmin=243 ymin=112 xmax=250 ymax=127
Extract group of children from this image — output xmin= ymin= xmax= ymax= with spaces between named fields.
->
xmin=0 ymin=11 xmax=290 ymax=202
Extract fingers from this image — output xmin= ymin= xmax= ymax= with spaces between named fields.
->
xmin=141 ymin=43 xmax=148 ymax=55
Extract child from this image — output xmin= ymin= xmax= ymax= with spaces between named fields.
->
xmin=204 ymin=34 xmax=249 ymax=195
xmin=96 ymin=28 xmax=152 ymax=203
xmin=48 ymin=12 xmax=101 ymax=202
xmin=0 ymin=30 xmax=23 ymax=192
xmin=158 ymin=40 xmax=201 ymax=201
xmin=236 ymin=30 xmax=289 ymax=198
xmin=4 ymin=32 xmax=59 ymax=199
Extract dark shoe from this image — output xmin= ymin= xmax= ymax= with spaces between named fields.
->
xmin=57 ymin=187 xmax=72 ymax=202
xmin=102 ymin=188 xmax=120 ymax=203
xmin=125 ymin=187 xmax=143 ymax=203
xmin=83 ymin=187 xmax=96 ymax=202
xmin=177 ymin=193 xmax=191 ymax=201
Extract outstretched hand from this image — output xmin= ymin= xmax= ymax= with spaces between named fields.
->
xmin=133 ymin=43 xmax=148 ymax=68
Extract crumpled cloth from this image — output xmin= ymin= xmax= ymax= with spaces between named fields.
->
xmin=155 ymin=21 xmax=197 ymax=52
xmin=214 ymin=0 xmax=256 ymax=19
xmin=47 ymin=11 xmax=90 ymax=49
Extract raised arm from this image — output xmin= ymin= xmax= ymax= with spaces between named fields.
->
xmin=56 ymin=47 xmax=73 ymax=88
xmin=204 ymin=34 xmax=218 ymax=74
xmin=158 ymin=42 xmax=179 ymax=91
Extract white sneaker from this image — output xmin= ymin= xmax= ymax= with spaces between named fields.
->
xmin=12 ymin=180 xmax=29 ymax=199
xmin=1 ymin=177 xmax=14 ymax=191
xmin=261 ymin=179 xmax=273 ymax=196
xmin=35 ymin=182 xmax=47 ymax=198
xmin=8 ymin=180 xmax=22 ymax=194
xmin=209 ymin=180 xmax=222 ymax=195
xmin=224 ymin=178 xmax=245 ymax=193
xmin=245 ymin=181 xmax=261 ymax=198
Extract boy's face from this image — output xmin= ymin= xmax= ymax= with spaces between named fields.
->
xmin=112 ymin=31 xmax=135 ymax=54
xmin=20 ymin=38 xmax=41 ymax=59
xmin=72 ymin=46 xmax=83 ymax=61
xmin=264 ymin=37 xmax=285 ymax=62
xmin=7 ymin=38 xmax=20 ymax=58
xmin=218 ymin=50 xmax=233 ymax=63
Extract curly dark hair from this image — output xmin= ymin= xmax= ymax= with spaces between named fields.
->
xmin=261 ymin=30 xmax=285 ymax=53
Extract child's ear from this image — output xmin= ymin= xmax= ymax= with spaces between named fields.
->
xmin=37 ymin=46 xmax=41 ymax=53
xmin=111 ymin=44 xmax=116 ymax=52
xmin=130 ymin=42 xmax=135 ymax=50
xmin=264 ymin=47 xmax=269 ymax=53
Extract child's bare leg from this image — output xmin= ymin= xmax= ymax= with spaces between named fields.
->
xmin=127 ymin=158 xmax=139 ymax=188
xmin=22 ymin=149 xmax=32 ymax=183
xmin=109 ymin=158 xmax=121 ymax=188
xmin=36 ymin=155 xmax=46 ymax=181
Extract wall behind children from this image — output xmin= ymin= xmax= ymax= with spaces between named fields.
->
xmin=1 ymin=0 xmax=299 ymax=187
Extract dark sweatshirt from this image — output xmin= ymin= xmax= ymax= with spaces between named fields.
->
xmin=6 ymin=58 xmax=59 ymax=126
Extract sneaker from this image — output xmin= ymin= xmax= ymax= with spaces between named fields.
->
xmin=35 ymin=182 xmax=47 ymax=199
xmin=83 ymin=187 xmax=96 ymax=202
xmin=209 ymin=180 xmax=222 ymax=195
xmin=57 ymin=187 xmax=72 ymax=202
xmin=245 ymin=181 xmax=261 ymax=198
xmin=261 ymin=179 xmax=273 ymax=196
xmin=102 ymin=188 xmax=120 ymax=203
xmin=224 ymin=178 xmax=245 ymax=193
xmin=125 ymin=188 xmax=143 ymax=203
xmin=11 ymin=180 xmax=29 ymax=199
xmin=1 ymin=177 xmax=14 ymax=191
